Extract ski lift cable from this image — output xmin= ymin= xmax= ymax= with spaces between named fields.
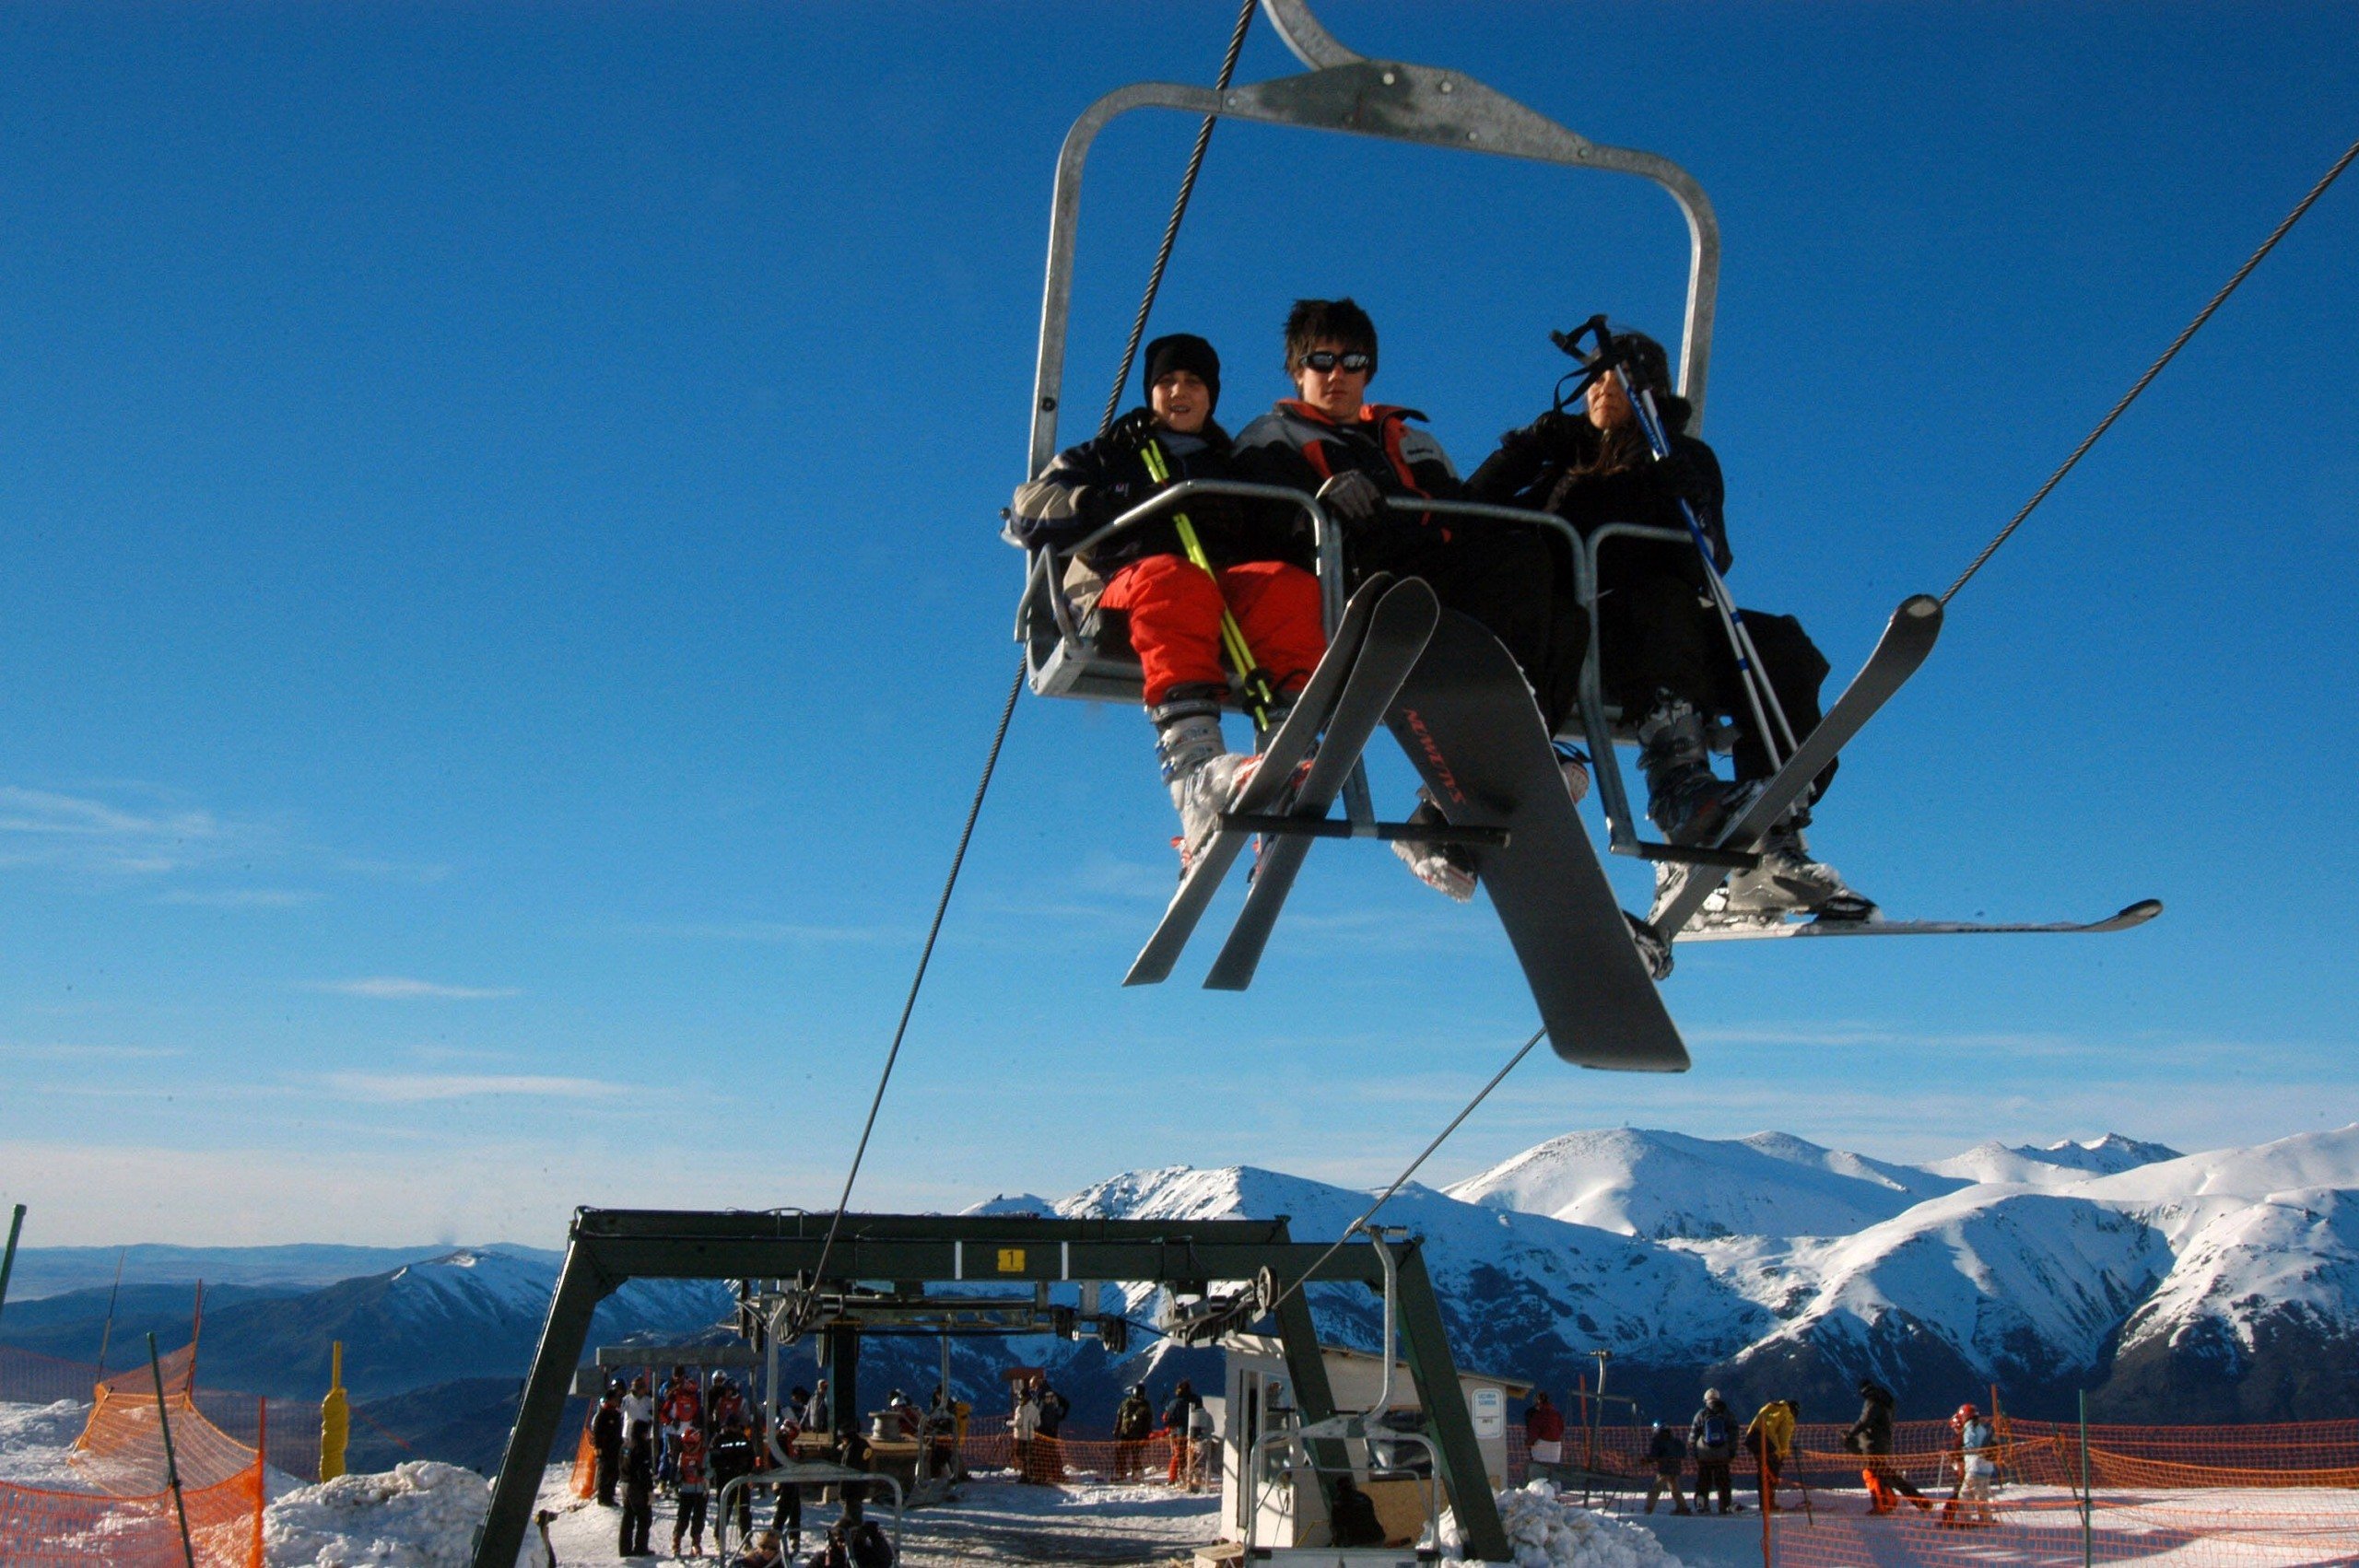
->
xmin=809 ymin=5 xmax=1263 ymax=1293
xmin=1942 ymin=130 xmax=2359 ymax=607
xmin=1095 ymin=0 xmax=1262 ymax=438
xmin=1265 ymin=1024 xmax=1549 ymax=1318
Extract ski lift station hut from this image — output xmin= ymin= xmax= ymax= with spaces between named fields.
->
xmin=1214 ymin=1334 xmax=1530 ymax=1554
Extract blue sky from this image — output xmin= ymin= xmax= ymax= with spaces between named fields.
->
xmin=1 ymin=3 xmax=2353 ymax=1246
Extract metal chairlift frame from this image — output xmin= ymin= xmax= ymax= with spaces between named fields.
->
xmin=1015 ymin=0 xmax=1735 ymax=859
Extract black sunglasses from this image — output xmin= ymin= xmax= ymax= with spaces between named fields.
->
xmin=1299 ymin=350 xmax=1372 ymax=374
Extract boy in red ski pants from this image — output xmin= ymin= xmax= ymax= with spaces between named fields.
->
xmin=1010 ymin=333 xmax=1325 ymax=866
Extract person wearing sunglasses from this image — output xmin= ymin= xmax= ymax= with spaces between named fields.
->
xmin=1008 ymin=333 xmax=1328 ymax=872
xmin=1231 ymin=298 xmax=1586 ymax=897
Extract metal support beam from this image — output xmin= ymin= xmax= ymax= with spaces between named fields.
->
xmin=827 ymin=1325 xmax=860 ymax=1442
xmin=1395 ymin=1244 xmax=1508 ymax=1562
xmin=476 ymin=1234 xmax=620 ymax=1568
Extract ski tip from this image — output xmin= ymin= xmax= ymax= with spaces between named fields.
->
xmin=2108 ymin=897 xmax=2165 ymax=929
xmin=1899 ymin=593 xmax=1942 ymax=622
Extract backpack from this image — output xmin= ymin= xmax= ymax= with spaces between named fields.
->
xmin=1696 ymin=1411 xmax=1733 ymax=1459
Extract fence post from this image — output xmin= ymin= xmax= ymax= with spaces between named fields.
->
xmin=148 ymin=1332 xmax=197 ymax=1568
xmin=321 ymin=1340 xmax=349 ymax=1480
xmin=0 ymin=1204 xmax=24 ymax=1327
xmin=2078 ymin=1389 xmax=2093 ymax=1568
xmin=1759 ymin=1445 xmax=1772 ymax=1568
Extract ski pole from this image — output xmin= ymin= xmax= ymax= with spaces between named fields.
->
xmin=1620 ymin=375 xmax=1801 ymax=767
xmin=1138 ymin=439 xmax=1280 ymax=732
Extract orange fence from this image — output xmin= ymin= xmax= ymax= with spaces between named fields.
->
xmin=0 ymin=1339 xmax=270 ymax=1565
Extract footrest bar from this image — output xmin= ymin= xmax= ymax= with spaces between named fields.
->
xmin=1223 ymin=813 xmax=1509 ymax=848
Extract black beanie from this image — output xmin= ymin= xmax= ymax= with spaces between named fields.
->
xmin=1143 ymin=333 xmax=1221 ymax=414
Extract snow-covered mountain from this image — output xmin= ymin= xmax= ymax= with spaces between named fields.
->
xmin=1040 ymin=1126 xmax=2359 ymax=1424
xmin=1445 ymin=1129 xmax=1961 ymax=1239
xmin=1922 ymin=1134 xmax=2182 ymax=1187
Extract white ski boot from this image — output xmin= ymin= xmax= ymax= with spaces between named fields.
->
xmin=1156 ymin=701 xmax=1266 ymax=875
xmin=1393 ymin=790 xmax=1477 ymax=902
xmin=1723 ymin=814 xmax=1875 ymax=921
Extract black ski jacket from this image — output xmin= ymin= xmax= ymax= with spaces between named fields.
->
xmin=708 ymin=1428 xmax=758 ymax=1485
xmin=592 ymin=1404 xmax=623 ymax=1450
xmin=1007 ymin=411 xmax=1305 ymax=572
xmin=1230 ymin=400 xmax=1463 ymax=574
xmin=1649 ymin=1426 xmax=1686 ymax=1466
xmin=1465 ymin=397 xmax=1730 ymax=580
xmin=1845 ymin=1384 xmax=1896 ymax=1456
xmin=1114 ymin=1394 xmax=1154 ymax=1441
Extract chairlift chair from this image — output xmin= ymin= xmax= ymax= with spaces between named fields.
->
xmin=1012 ymin=0 xmax=1736 ymax=858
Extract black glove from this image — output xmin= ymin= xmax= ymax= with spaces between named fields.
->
xmin=1082 ymin=479 xmax=1144 ymax=526
xmin=1105 ymin=406 xmax=1161 ymax=453
xmin=1316 ymin=470 xmax=1387 ymax=527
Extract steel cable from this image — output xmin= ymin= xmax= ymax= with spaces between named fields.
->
xmin=1265 ymin=1024 xmax=1548 ymax=1316
xmin=1096 ymin=0 xmax=1262 ymax=437
xmin=1942 ymin=131 xmax=2359 ymax=606
xmin=811 ymin=5 xmax=1263 ymax=1294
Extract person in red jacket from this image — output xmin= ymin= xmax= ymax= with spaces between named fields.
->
xmin=1010 ymin=333 xmax=1327 ymax=871
xmin=1523 ymin=1391 xmax=1567 ymax=1478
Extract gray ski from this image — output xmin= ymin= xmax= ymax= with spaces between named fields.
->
xmin=1125 ymin=573 xmax=1396 ymax=987
xmin=1385 ymin=609 xmax=1689 ymax=1072
xmin=1653 ymin=593 xmax=1945 ymax=942
xmin=1203 ymin=577 xmax=1442 ymax=990
xmin=1681 ymin=898 xmax=2163 ymax=942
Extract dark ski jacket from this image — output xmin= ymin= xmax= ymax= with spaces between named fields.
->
xmin=1114 ymin=1394 xmax=1154 ymax=1441
xmin=1845 ymin=1383 xmax=1896 ymax=1456
xmin=1007 ymin=410 xmax=1304 ymax=572
xmin=1465 ymin=397 xmax=1731 ymax=580
xmin=592 ymin=1403 xmax=624 ymax=1451
xmin=1159 ymin=1390 xmax=1200 ymax=1433
xmin=1690 ymin=1398 xmax=1737 ymax=1460
xmin=709 ymin=1426 xmax=759 ymax=1485
xmin=1649 ymin=1426 xmax=1686 ymax=1468
xmin=622 ymin=1444 xmax=655 ymax=1507
xmin=1230 ymin=400 xmax=1462 ymax=574
xmin=1033 ymin=1387 xmax=1070 ymax=1437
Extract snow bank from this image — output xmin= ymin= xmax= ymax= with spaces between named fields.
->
xmin=1432 ymin=1481 xmax=1683 ymax=1568
xmin=264 ymin=1460 xmax=549 ymax=1568
xmin=0 ymin=1399 xmax=93 ymax=1490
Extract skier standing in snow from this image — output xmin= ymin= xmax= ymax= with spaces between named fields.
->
xmin=804 ymin=1379 xmax=830 ymax=1436
xmin=1031 ymin=1377 xmax=1071 ymax=1482
xmin=1160 ymin=1380 xmax=1201 ymax=1486
xmin=660 ymin=1366 xmax=702 ymax=1492
xmin=1689 ymin=1387 xmax=1739 ymax=1514
xmin=1942 ymin=1403 xmax=1997 ymax=1527
xmin=1522 ymin=1391 xmax=1567 ymax=1478
xmin=1113 ymin=1385 xmax=1153 ymax=1481
xmin=1010 ymin=1385 xmax=1040 ymax=1481
xmin=1185 ymin=1398 xmax=1215 ymax=1492
xmin=1009 ymin=333 xmax=1327 ymax=871
xmin=1465 ymin=324 xmax=1868 ymax=925
xmin=1644 ymin=1420 xmax=1690 ymax=1515
xmin=593 ymin=1383 xmax=626 ymax=1507
xmin=767 ymin=1402 xmax=804 ymax=1559
xmin=672 ymin=1423 xmax=711 ymax=1559
xmin=622 ymin=1373 xmax=655 ymax=1433
xmin=1742 ymin=1398 xmax=1801 ymax=1515
xmin=618 ymin=1422 xmax=656 ymax=1557
xmin=1844 ymin=1379 xmax=1931 ymax=1515
xmin=708 ymin=1414 xmax=760 ymax=1545
xmin=1227 ymin=298 xmax=1587 ymax=898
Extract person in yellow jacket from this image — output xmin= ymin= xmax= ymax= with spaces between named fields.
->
xmin=1743 ymin=1398 xmax=1802 ymax=1515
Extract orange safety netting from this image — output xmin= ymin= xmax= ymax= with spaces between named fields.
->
xmin=0 ymin=1459 xmax=264 ymax=1568
xmin=72 ymin=1351 xmax=260 ymax=1499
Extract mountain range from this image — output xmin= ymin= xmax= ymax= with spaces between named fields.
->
xmin=6 ymin=1125 xmax=2352 ymax=1470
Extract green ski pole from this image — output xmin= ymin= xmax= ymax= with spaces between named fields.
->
xmin=1138 ymin=439 xmax=1279 ymax=732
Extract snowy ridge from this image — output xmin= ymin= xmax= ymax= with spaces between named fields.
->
xmin=1445 ymin=1128 xmax=1959 ymax=1239
xmin=1924 ymin=1134 xmax=2183 ymax=1187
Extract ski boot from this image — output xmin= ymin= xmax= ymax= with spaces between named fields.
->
xmin=1625 ymin=911 xmax=1672 ymax=981
xmin=1721 ymin=810 xmax=1875 ymax=922
xmin=1637 ymin=692 xmax=1737 ymax=844
xmin=1393 ymin=790 xmax=1477 ymax=902
xmin=1154 ymin=687 xmax=1260 ymax=875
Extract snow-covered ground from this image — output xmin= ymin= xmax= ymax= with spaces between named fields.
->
xmin=0 ymin=1399 xmax=92 ymax=1490
xmin=534 ymin=1463 xmax=1220 ymax=1566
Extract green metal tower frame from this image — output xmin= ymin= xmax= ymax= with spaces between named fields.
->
xmin=470 ymin=1208 xmax=1509 ymax=1565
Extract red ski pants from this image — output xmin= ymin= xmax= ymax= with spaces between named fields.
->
xmin=1098 ymin=555 xmax=1326 ymax=708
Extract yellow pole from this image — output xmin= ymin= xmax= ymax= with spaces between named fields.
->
xmin=319 ymin=1340 xmax=350 ymax=1480
xmin=1138 ymin=439 xmax=1277 ymax=728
